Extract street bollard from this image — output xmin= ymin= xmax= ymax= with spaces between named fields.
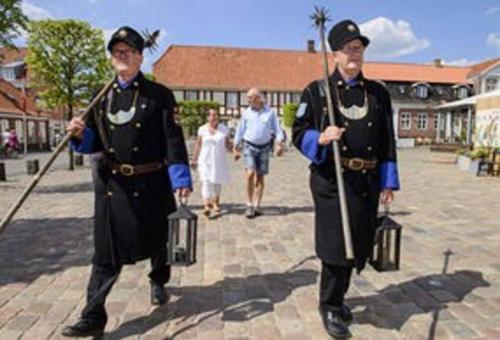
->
xmin=26 ymin=159 xmax=39 ymax=175
xmin=0 ymin=162 xmax=6 ymax=181
xmin=75 ymin=154 xmax=84 ymax=166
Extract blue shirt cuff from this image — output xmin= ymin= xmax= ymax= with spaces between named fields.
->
xmin=300 ymin=130 xmax=327 ymax=165
xmin=70 ymin=127 xmax=95 ymax=154
xmin=379 ymin=161 xmax=400 ymax=190
xmin=168 ymin=164 xmax=193 ymax=191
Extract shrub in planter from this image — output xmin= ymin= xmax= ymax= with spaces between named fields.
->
xmin=282 ymin=103 xmax=298 ymax=128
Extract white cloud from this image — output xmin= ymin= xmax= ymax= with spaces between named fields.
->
xmin=485 ymin=7 xmax=500 ymax=15
xmin=21 ymin=2 xmax=54 ymax=20
xmin=14 ymin=2 xmax=54 ymax=43
xmin=486 ymin=33 xmax=500 ymax=52
xmin=101 ymin=28 xmax=117 ymax=43
xmin=441 ymin=59 xmax=478 ymax=67
xmin=360 ymin=17 xmax=430 ymax=59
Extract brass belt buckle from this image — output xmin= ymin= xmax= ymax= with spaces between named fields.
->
xmin=120 ymin=164 xmax=135 ymax=176
xmin=348 ymin=158 xmax=364 ymax=171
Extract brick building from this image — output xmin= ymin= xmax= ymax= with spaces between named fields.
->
xmin=153 ymin=43 xmax=498 ymax=145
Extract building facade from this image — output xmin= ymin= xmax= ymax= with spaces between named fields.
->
xmin=153 ymin=44 xmax=498 ymax=145
xmin=0 ymin=79 xmax=50 ymax=152
xmin=1 ymin=47 xmax=65 ymax=150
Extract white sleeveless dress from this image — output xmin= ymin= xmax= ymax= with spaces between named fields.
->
xmin=197 ymin=124 xmax=231 ymax=184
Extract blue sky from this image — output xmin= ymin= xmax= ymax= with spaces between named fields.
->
xmin=17 ymin=0 xmax=500 ymax=71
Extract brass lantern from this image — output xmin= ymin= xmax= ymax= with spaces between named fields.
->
xmin=166 ymin=201 xmax=198 ymax=266
xmin=369 ymin=206 xmax=402 ymax=272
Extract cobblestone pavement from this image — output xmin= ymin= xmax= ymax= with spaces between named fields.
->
xmin=0 ymin=147 xmax=499 ymax=339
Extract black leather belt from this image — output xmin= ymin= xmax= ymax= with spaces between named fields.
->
xmin=244 ymin=140 xmax=271 ymax=149
xmin=341 ymin=157 xmax=377 ymax=171
xmin=109 ymin=161 xmax=163 ymax=176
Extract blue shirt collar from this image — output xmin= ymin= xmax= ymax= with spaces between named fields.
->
xmin=117 ymin=72 xmax=140 ymax=89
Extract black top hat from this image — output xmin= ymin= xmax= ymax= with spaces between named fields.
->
xmin=107 ymin=26 xmax=145 ymax=53
xmin=328 ymin=19 xmax=370 ymax=51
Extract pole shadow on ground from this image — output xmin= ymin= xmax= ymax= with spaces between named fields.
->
xmin=0 ymin=217 xmax=93 ymax=285
xmin=106 ymin=256 xmax=318 ymax=339
xmin=347 ymin=249 xmax=489 ymax=339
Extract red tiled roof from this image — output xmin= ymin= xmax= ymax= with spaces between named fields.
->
xmin=0 ymin=79 xmax=39 ymax=116
xmin=153 ymin=45 xmax=474 ymax=91
xmin=467 ymin=58 xmax=500 ymax=78
xmin=0 ymin=47 xmax=26 ymax=65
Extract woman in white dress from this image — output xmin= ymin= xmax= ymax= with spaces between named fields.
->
xmin=191 ymin=109 xmax=233 ymax=217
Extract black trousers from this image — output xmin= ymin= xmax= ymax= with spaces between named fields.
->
xmin=81 ymin=249 xmax=170 ymax=324
xmin=319 ymin=262 xmax=353 ymax=308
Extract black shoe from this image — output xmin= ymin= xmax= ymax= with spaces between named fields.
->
xmin=319 ymin=306 xmax=349 ymax=338
xmin=151 ymin=282 xmax=169 ymax=306
xmin=339 ymin=304 xmax=353 ymax=323
xmin=253 ymin=209 xmax=263 ymax=217
xmin=61 ymin=318 xmax=105 ymax=337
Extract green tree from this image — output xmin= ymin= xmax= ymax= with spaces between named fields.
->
xmin=0 ymin=0 xmax=28 ymax=59
xmin=26 ymin=19 xmax=112 ymax=169
xmin=178 ymin=101 xmax=220 ymax=136
xmin=143 ymin=72 xmax=156 ymax=82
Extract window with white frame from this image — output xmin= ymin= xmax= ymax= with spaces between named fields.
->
xmin=415 ymin=84 xmax=429 ymax=99
xmin=434 ymin=114 xmax=440 ymax=130
xmin=15 ymin=120 xmax=23 ymax=140
xmin=456 ymin=87 xmax=469 ymax=99
xmin=271 ymin=92 xmax=278 ymax=106
xmin=485 ymin=78 xmax=498 ymax=92
xmin=1 ymin=69 xmax=15 ymax=80
xmin=39 ymin=122 xmax=47 ymax=143
xmin=239 ymin=92 xmax=247 ymax=106
xmin=417 ymin=112 xmax=428 ymax=130
xmin=185 ymin=90 xmax=198 ymax=101
xmin=226 ymin=92 xmax=239 ymax=108
xmin=279 ymin=93 xmax=285 ymax=106
xmin=0 ymin=119 xmax=9 ymax=133
xmin=173 ymin=90 xmax=183 ymax=102
xmin=212 ymin=92 xmax=224 ymax=105
xmin=400 ymin=112 xmax=411 ymax=130
xmin=291 ymin=93 xmax=301 ymax=103
xmin=28 ymin=121 xmax=35 ymax=142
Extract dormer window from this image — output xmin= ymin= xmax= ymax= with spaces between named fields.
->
xmin=453 ymin=85 xmax=470 ymax=99
xmin=412 ymin=82 xmax=431 ymax=99
xmin=485 ymin=78 xmax=498 ymax=92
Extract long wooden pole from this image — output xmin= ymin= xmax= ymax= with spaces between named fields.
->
xmin=312 ymin=7 xmax=354 ymax=260
xmin=0 ymin=80 xmax=114 ymax=234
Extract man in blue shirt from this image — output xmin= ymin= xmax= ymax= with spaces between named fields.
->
xmin=233 ymin=88 xmax=284 ymax=218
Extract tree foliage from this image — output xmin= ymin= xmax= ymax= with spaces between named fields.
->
xmin=26 ymin=19 xmax=112 ymax=119
xmin=178 ymin=101 xmax=220 ymax=136
xmin=0 ymin=0 xmax=28 ymax=59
